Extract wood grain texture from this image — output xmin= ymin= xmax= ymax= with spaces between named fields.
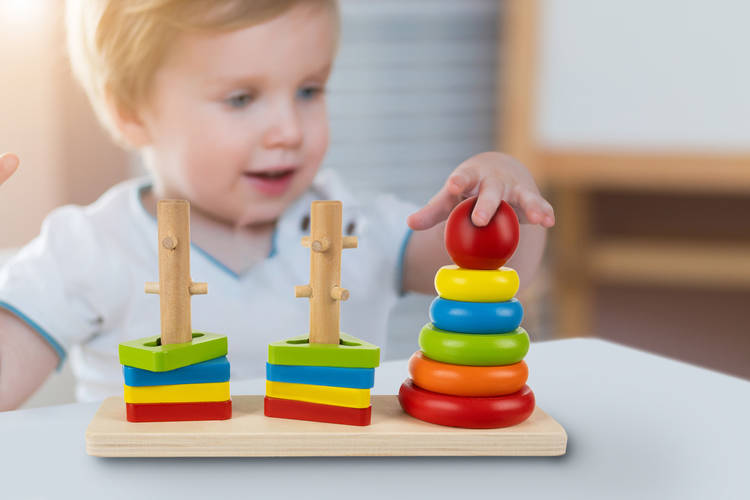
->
xmin=86 ymin=395 xmax=567 ymax=457
xmin=145 ymin=200 xmax=207 ymax=345
xmin=590 ymin=239 xmax=750 ymax=287
xmin=538 ymin=150 xmax=750 ymax=193
xmin=554 ymin=188 xmax=593 ymax=338
xmin=498 ymin=0 xmax=539 ymax=177
xmin=297 ymin=201 xmax=357 ymax=345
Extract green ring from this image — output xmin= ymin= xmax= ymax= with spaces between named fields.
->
xmin=418 ymin=323 xmax=529 ymax=366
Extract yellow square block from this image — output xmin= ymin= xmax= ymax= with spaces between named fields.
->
xmin=265 ymin=380 xmax=370 ymax=409
xmin=124 ymin=382 xmax=230 ymax=404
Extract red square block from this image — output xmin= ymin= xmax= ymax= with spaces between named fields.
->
xmin=126 ymin=399 xmax=232 ymax=422
xmin=264 ymin=396 xmax=372 ymax=426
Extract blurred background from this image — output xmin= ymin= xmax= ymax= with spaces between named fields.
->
xmin=0 ymin=0 xmax=748 ymax=408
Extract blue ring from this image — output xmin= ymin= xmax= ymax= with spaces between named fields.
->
xmin=429 ymin=297 xmax=524 ymax=334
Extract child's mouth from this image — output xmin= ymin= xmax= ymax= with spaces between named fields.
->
xmin=243 ymin=167 xmax=296 ymax=196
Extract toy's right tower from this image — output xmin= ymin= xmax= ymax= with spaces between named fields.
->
xmin=399 ymin=197 xmax=535 ymax=428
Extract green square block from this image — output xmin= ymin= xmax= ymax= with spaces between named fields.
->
xmin=118 ymin=332 xmax=228 ymax=372
xmin=268 ymin=333 xmax=380 ymax=369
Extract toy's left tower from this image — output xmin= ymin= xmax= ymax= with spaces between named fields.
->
xmin=118 ymin=200 xmax=232 ymax=422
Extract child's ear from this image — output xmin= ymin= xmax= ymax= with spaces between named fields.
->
xmin=105 ymin=94 xmax=152 ymax=148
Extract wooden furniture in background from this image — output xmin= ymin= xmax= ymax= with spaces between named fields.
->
xmin=496 ymin=0 xmax=750 ymax=338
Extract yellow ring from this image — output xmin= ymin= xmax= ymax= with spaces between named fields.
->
xmin=434 ymin=265 xmax=519 ymax=302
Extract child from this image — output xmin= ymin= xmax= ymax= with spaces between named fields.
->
xmin=0 ymin=0 xmax=555 ymax=409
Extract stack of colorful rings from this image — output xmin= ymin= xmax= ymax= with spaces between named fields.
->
xmin=398 ymin=197 xmax=535 ymax=428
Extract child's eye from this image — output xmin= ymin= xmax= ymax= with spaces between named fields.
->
xmin=297 ymin=86 xmax=324 ymax=100
xmin=226 ymin=93 xmax=253 ymax=109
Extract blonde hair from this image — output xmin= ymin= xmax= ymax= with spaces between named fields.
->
xmin=65 ymin=0 xmax=338 ymax=146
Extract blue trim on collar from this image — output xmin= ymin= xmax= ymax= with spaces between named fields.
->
xmin=190 ymin=245 xmax=241 ymax=279
xmin=396 ymin=228 xmax=414 ymax=296
xmin=135 ymin=182 xmax=279 ymax=280
xmin=268 ymin=226 xmax=278 ymax=258
xmin=0 ymin=301 xmax=66 ymax=371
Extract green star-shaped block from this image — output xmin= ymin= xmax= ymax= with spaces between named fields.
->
xmin=268 ymin=333 xmax=380 ymax=368
xmin=119 ymin=332 xmax=227 ymax=372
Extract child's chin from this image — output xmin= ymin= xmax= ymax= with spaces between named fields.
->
xmin=233 ymin=203 xmax=286 ymax=228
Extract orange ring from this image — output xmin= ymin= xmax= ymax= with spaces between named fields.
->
xmin=408 ymin=351 xmax=528 ymax=397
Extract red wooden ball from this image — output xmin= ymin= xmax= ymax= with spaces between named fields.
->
xmin=444 ymin=197 xmax=519 ymax=270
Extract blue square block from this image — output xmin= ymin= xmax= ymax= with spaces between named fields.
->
xmin=265 ymin=363 xmax=375 ymax=389
xmin=123 ymin=356 xmax=230 ymax=387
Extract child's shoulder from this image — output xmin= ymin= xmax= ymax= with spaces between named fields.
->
xmin=14 ymin=178 xmax=155 ymax=278
xmin=42 ymin=177 xmax=150 ymax=241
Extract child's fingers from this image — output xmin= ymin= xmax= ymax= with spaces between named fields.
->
xmin=515 ymin=187 xmax=556 ymax=227
xmin=446 ymin=162 xmax=483 ymax=198
xmin=407 ymin=184 xmax=461 ymax=231
xmin=0 ymin=153 xmax=19 ymax=185
xmin=471 ymin=177 xmax=506 ymax=227
xmin=410 ymin=162 xmax=492 ymax=230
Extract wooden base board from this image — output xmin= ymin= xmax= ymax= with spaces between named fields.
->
xmin=86 ymin=395 xmax=567 ymax=457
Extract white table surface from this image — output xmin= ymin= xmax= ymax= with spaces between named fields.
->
xmin=2 ymin=338 xmax=748 ymax=499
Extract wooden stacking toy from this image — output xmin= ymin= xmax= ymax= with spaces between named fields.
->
xmin=86 ymin=197 xmax=567 ymax=457
xmin=398 ymin=197 xmax=535 ymax=428
xmin=118 ymin=200 xmax=231 ymax=422
xmin=264 ymin=200 xmax=379 ymax=426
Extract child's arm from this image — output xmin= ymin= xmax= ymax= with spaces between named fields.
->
xmin=0 ymin=154 xmax=59 ymax=410
xmin=0 ymin=309 xmax=59 ymax=410
xmin=402 ymin=152 xmax=555 ymax=295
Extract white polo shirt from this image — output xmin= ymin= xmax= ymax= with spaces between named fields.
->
xmin=0 ymin=170 xmax=417 ymax=401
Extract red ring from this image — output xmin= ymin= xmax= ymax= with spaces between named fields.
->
xmin=398 ymin=378 xmax=535 ymax=429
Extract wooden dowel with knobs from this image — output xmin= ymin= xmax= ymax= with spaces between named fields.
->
xmin=296 ymin=201 xmax=357 ymax=345
xmin=144 ymin=200 xmax=207 ymax=345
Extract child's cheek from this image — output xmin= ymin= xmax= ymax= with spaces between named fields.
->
xmin=304 ymin=105 xmax=330 ymax=160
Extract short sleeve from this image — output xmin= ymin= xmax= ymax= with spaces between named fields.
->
xmin=360 ymin=193 xmax=420 ymax=296
xmin=0 ymin=206 xmax=126 ymax=369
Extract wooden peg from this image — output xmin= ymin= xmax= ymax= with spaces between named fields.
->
xmin=146 ymin=200 xmax=207 ymax=345
xmin=330 ymin=286 xmax=349 ymax=301
xmin=296 ymin=200 xmax=356 ymax=344
xmin=311 ymin=237 xmax=331 ymax=252
xmin=343 ymin=236 xmax=358 ymax=249
xmin=189 ymin=282 xmax=208 ymax=295
xmin=301 ymin=236 xmax=331 ymax=252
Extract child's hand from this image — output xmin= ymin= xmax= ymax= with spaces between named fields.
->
xmin=407 ymin=152 xmax=555 ymax=230
xmin=0 ymin=153 xmax=19 ymax=186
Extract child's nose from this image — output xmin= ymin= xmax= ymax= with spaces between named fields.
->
xmin=262 ymin=100 xmax=303 ymax=149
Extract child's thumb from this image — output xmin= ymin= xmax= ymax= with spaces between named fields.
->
xmin=0 ymin=153 xmax=19 ymax=184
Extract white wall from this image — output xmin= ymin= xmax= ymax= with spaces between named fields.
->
xmin=324 ymin=0 xmax=500 ymax=204
xmin=537 ymin=0 xmax=750 ymax=152
xmin=0 ymin=3 xmax=66 ymax=246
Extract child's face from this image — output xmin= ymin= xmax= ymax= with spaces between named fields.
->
xmin=139 ymin=4 xmax=336 ymax=226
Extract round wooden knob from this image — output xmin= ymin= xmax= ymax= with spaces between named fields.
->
xmin=331 ymin=286 xmax=349 ymax=301
xmin=162 ymin=236 xmax=177 ymax=250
